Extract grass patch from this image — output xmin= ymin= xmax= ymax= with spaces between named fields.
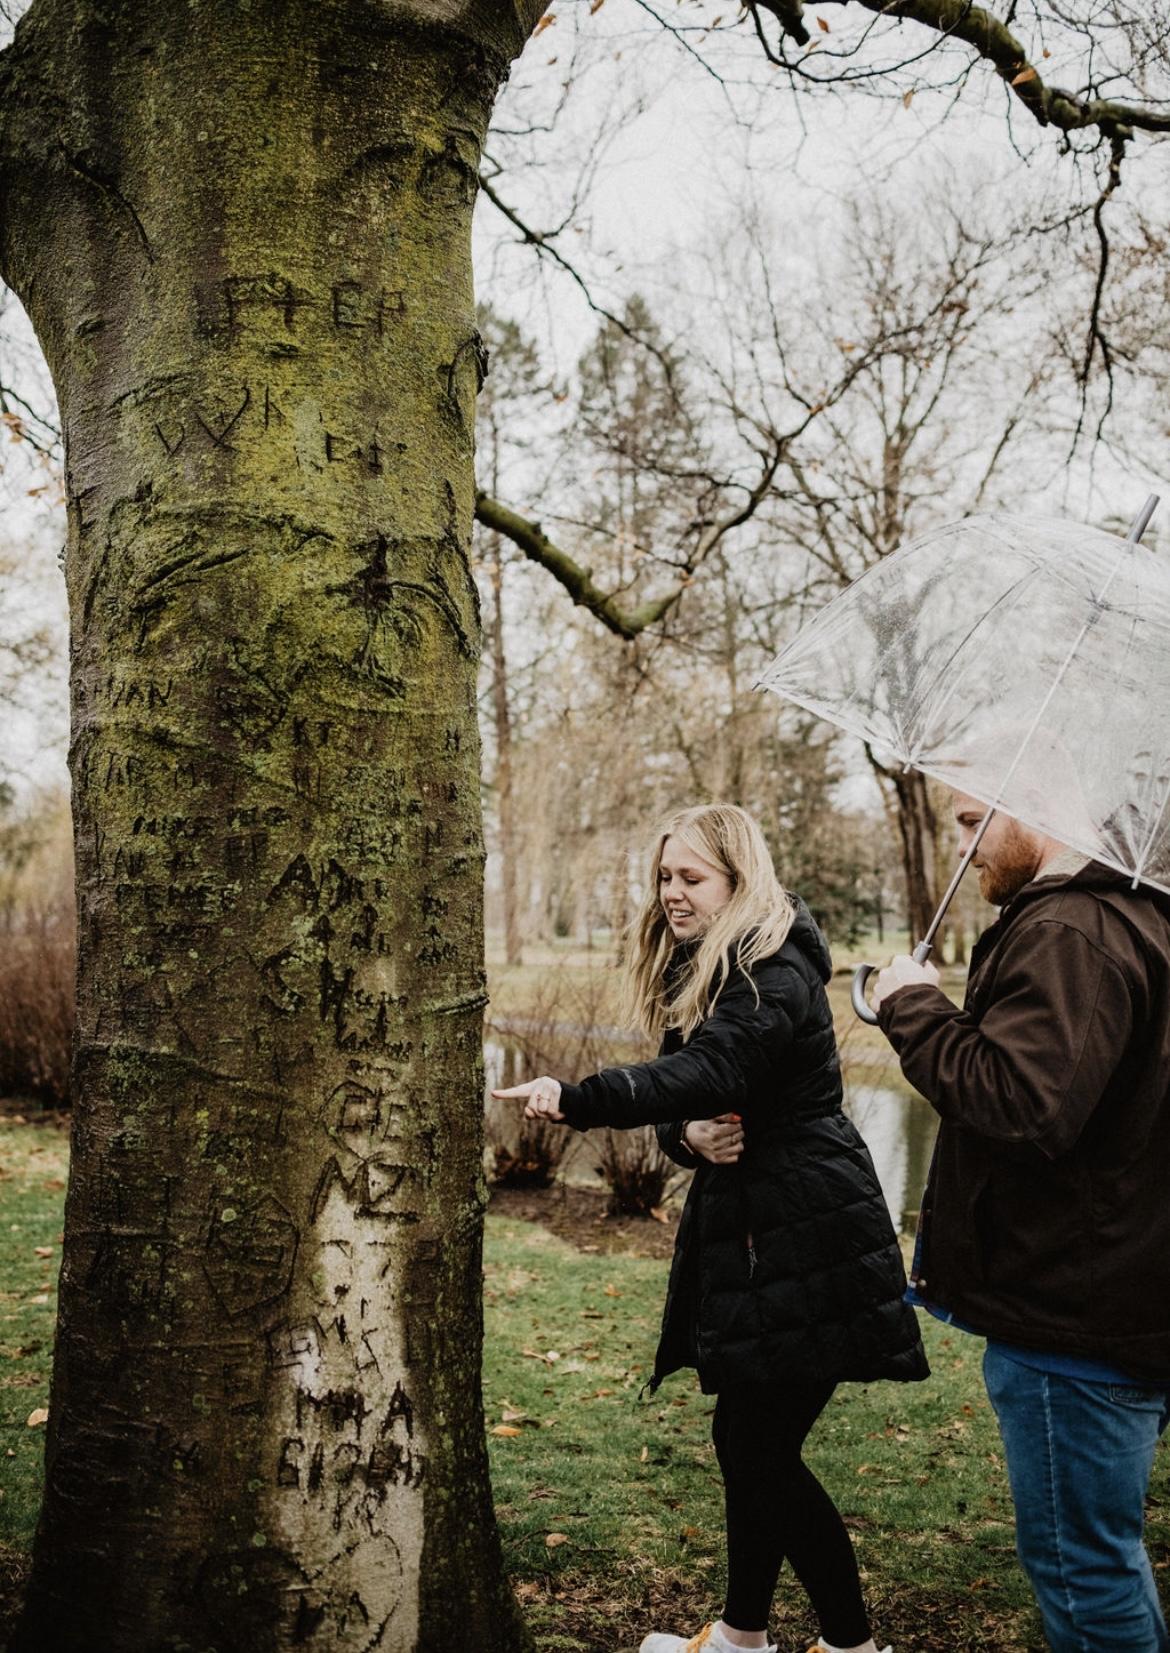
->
xmin=0 ymin=1117 xmax=66 ymax=1555
xmin=3 ymin=1117 xmax=1167 ymax=1652
xmin=482 ymin=1213 xmax=1074 ymax=1650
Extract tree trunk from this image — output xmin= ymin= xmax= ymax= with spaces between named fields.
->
xmin=0 ymin=2 xmax=541 ymax=1648
xmin=868 ymin=754 xmax=940 ymax=944
xmin=486 ymin=543 xmax=522 ymax=966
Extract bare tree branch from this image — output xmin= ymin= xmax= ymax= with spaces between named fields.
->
xmin=753 ymin=0 xmax=1170 ymax=143
xmin=477 ymin=172 xmax=686 ymax=395
xmin=475 ymin=492 xmax=682 ymax=639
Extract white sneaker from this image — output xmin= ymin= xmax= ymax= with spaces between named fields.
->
xmin=806 ymin=1644 xmax=893 ymax=1653
xmin=640 ymin=1626 xmax=777 ymax=1653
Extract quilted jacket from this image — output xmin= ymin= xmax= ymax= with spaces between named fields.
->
xmin=557 ymin=901 xmax=928 ymax=1393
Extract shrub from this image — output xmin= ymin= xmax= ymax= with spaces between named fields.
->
xmin=485 ymin=965 xmax=654 ymax=1195
xmin=0 ymin=796 xmax=75 ymax=1109
xmin=592 ymin=1124 xmax=676 ymax=1217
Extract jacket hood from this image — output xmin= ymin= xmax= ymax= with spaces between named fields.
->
xmin=785 ymin=894 xmax=834 ymax=984
xmin=664 ymin=896 xmax=834 ymax=985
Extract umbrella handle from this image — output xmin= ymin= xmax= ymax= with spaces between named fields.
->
xmin=851 ymin=963 xmax=880 ymax=1025
xmin=852 ymin=940 xmax=934 ymax=1025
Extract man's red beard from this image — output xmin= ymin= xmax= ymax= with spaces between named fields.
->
xmin=975 ymin=820 xmax=1041 ymax=906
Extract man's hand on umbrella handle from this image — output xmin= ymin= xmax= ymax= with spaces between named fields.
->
xmin=872 ymin=953 xmax=941 ymax=1009
xmin=492 ymin=1077 xmax=565 ymax=1121
xmin=684 ymin=1112 xmax=744 ymax=1165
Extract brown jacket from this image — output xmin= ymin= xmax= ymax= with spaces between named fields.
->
xmin=879 ymin=861 xmax=1170 ymax=1380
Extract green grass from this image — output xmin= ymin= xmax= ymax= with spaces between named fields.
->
xmin=4 ymin=1118 xmax=1168 ymax=1652
xmin=0 ymin=1118 xmax=66 ymax=1555
xmin=482 ymin=1213 xmax=1062 ymax=1650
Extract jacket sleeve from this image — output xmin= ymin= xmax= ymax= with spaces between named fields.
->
xmin=655 ymin=1118 xmax=700 ymax=1168
xmin=558 ymin=962 xmax=806 ymax=1132
xmin=877 ymin=916 xmax=1133 ymax=1158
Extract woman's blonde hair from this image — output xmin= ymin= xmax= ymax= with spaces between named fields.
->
xmin=622 ymin=802 xmax=796 ymax=1041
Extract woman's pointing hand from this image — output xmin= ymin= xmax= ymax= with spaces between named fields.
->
xmin=491 ymin=1076 xmax=565 ymax=1121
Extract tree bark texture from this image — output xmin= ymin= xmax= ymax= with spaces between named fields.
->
xmin=869 ymin=755 xmax=941 ymax=946
xmin=0 ymin=2 xmax=541 ymax=1648
xmin=485 ymin=545 xmax=522 ymax=966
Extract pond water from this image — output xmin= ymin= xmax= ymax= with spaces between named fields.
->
xmin=484 ymin=1033 xmax=938 ymax=1236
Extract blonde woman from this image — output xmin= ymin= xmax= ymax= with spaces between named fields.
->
xmin=493 ymin=803 xmax=926 ymax=1653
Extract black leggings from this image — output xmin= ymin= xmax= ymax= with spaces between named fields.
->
xmin=712 ymin=1382 xmax=871 ymax=1646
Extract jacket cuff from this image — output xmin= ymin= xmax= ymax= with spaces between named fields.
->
xmin=658 ymin=1118 xmax=700 ymax=1168
xmin=557 ymin=1083 xmax=593 ymax=1132
xmin=877 ymin=982 xmax=952 ymax=1044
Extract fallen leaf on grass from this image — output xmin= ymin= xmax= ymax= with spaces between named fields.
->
xmin=603 ymin=1283 xmax=621 ymax=1297
xmin=639 ymin=1445 xmax=649 ymax=1463
xmin=34 ymin=1247 xmax=53 ymax=1258
xmin=26 ymin=1408 xmax=48 ymax=1428
xmin=649 ymin=1207 xmax=670 ymax=1225
xmin=544 ymin=1532 xmax=569 ymax=1548
xmin=491 ymin=1425 xmax=523 ymax=1438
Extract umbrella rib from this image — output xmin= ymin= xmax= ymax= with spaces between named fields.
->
xmin=902 ymin=562 xmax=1046 ymax=769
xmin=1132 ymin=770 xmax=1170 ymax=888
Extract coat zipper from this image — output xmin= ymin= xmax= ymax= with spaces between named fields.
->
xmin=730 ymin=1113 xmax=758 ymax=1279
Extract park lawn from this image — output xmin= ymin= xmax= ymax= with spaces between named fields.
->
xmin=3 ymin=1118 xmax=1167 ymax=1652
xmin=0 ymin=1116 xmax=66 ymax=1563
xmin=483 ymin=1214 xmax=1056 ymax=1652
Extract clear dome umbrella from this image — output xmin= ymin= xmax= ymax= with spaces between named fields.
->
xmin=757 ymin=496 xmax=1165 ymax=1022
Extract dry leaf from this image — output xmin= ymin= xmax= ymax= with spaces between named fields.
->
xmin=649 ymin=1207 xmax=669 ymax=1225
xmin=28 ymin=1295 xmax=49 ymax=1306
xmin=1042 ymin=47 xmax=1051 ymax=58
xmin=603 ymin=1283 xmax=621 ymax=1297
xmin=34 ymin=1247 xmax=53 ymax=1258
xmin=26 ymin=1409 xmax=49 ymax=1428
xmin=590 ymin=0 xmax=606 ymax=11
xmin=545 ymin=1532 xmax=569 ymax=1548
xmin=533 ymin=11 xmax=556 ymax=34
xmin=902 ymin=89 xmax=914 ymax=109
xmin=817 ymin=15 xmax=830 ymax=30
xmin=501 ymin=1407 xmax=528 ymax=1424
xmin=1011 ymin=66 xmax=1037 ymax=86
xmin=491 ymin=1425 xmax=523 ymax=1438
xmin=639 ymin=1445 xmax=649 ymax=1463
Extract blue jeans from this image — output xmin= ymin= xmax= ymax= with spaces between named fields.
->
xmin=983 ymin=1342 xmax=1170 ymax=1652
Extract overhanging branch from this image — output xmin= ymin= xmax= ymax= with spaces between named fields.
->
xmin=475 ymin=493 xmax=682 ymax=639
xmin=751 ymin=0 xmax=1170 ymax=144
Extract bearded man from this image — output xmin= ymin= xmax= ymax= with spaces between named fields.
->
xmin=874 ymin=792 xmax=1170 ymax=1653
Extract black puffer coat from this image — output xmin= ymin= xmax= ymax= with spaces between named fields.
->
xmin=557 ymin=901 xmax=928 ymax=1393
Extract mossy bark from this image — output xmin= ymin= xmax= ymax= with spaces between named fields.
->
xmin=0 ymin=2 xmax=541 ymax=1647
